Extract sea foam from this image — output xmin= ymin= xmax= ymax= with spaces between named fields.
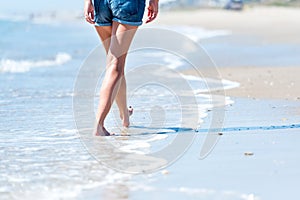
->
xmin=0 ymin=52 xmax=71 ymax=73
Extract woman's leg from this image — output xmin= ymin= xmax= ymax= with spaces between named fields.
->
xmin=114 ymin=76 xmax=133 ymax=127
xmin=95 ymin=26 xmax=112 ymax=53
xmin=94 ymin=22 xmax=138 ymax=136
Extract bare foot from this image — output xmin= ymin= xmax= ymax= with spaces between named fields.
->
xmin=93 ymin=125 xmax=111 ymax=136
xmin=120 ymin=106 xmax=133 ymax=127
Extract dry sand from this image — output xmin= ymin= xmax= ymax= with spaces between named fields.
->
xmin=219 ymin=66 xmax=300 ymax=101
xmin=155 ymin=6 xmax=300 ymax=101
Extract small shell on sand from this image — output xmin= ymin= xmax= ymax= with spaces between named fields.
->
xmin=244 ymin=152 xmax=254 ymax=156
xmin=161 ymin=170 xmax=169 ymax=175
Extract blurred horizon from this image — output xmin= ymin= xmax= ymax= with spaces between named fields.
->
xmin=2 ymin=0 xmax=300 ymax=14
xmin=1 ymin=0 xmax=300 ymax=19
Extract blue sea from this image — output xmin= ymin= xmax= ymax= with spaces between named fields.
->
xmin=0 ymin=18 xmax=97 ymax=198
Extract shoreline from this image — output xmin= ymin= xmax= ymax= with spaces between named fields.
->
xmin=139 ymin=6 xmax=300 ymax=199
xmin=184 ymin=66 xmax=300 ymax=101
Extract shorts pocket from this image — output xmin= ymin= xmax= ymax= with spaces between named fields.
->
xmin=112 ymin=0 xmax=139 ymax=17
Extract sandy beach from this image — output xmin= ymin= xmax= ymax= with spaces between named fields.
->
xmin=128 ymin=6 xmax=300 ymax=200
xmin=153 ymin=6 xmax=300 ymax=101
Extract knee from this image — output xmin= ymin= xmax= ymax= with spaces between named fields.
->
xmin=107 ymin=56 xmax=125 ymax=77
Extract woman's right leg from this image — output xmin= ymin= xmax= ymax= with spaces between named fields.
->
xmin=95 ymin=26 xmax=112 ymax=54
xmin=94 ymin=26 xmax=113 ymax=136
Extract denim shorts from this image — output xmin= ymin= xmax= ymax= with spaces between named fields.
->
xmin=93 ymin=0 xmax=146 ymax=26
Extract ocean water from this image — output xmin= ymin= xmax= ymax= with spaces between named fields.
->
xmin=0 ymin=18 xmax=241 ymax=199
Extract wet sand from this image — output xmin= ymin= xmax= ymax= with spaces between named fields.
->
xmin=127 ymin=6 xmax=300 ymax=200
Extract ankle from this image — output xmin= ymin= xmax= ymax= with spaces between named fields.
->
xmin=119 ymin=110 xmax=128 ymax=119
xmin=96 ymin=121 xmax=104 ymax=128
